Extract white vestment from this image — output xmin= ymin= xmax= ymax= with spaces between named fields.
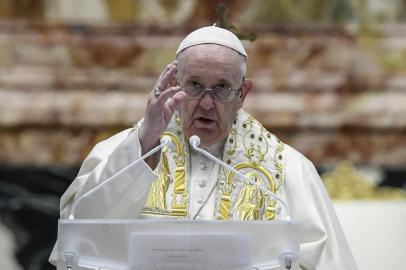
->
xmin=49 ymin=110 xmax=358 ymax=270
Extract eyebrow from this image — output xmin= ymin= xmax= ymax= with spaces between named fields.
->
xmin=216 ymin=79 xmax=232 ymax=86
xmin=185 ymin=75 xmax=201 ymax=82
xmin=184 ymin=76 xmax=232 ymax=86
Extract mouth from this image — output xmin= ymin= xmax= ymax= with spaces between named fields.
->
xmin=194 ymin=116 xmax=217 ymax=128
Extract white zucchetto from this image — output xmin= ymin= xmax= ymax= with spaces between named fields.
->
xmin=176 ymin=25 xmax=247 ymax=58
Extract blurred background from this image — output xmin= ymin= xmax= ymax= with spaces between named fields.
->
xmin=0 ymin=0 xmax=405 ymax=269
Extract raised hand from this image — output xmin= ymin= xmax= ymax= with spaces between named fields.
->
xmin=139 ymin=61 xmax=186 ymax=157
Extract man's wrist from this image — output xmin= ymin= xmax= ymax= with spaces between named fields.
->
xmin=139 ymin=124 xmax=160 ymax=155
xmin=138 ymin=125 xmax=160 ymax=169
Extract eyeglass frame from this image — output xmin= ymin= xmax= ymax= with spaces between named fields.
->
xmin=177 ymin=78 xmax=245 ymax=103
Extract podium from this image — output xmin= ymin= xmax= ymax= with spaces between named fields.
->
xmin=57 ymin=219 xmax=300 ymax=270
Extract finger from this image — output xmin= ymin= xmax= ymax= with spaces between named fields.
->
xmin=155 ymin=85 xmax=181 ymax=106
xmin=162 ymin=98 xmax=177 ymax=124
xmin=171 ymin=90 xmax=187 ymax=103
xmin=158 ymin=61 xmax=177 ymax=81
xmin=147 ymin=86 xmax=179 ymax=119
xmin=162 ymin=62 xmax=175 ymax=73
xmin=157 ymin=65 xmax=177 ymax=91
xmin=154 ymin=61 xmax=177 ymax=95
xmin=165 ymin=60 xmax=177 ymax=70
xmin=162 ymin=65 xmax=177 ymax=86
xmin=169 ymin=75 xmax=177 ymax=87
xmin=165 ymin=95 xmax=182 ymax=111
xmin=162 ymin=107 xmax=173 ymax=125
xmin=161 ymin=91 xmax=186 ymax=123
xmin=165 ymin=97 xmax=178 ymax=111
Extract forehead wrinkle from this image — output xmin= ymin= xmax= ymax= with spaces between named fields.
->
xmin=182 ymin=66 xmax=237 ymax=87
xmin=178 ymin=45 xmax=242 ymax=86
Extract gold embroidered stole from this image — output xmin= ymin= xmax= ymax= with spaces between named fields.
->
xmin=140 ymin=110 xmax=285 ymax=220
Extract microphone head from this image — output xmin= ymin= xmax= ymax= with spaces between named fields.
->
xmin=189 ymin=135 xmax=201 ymax=148
xmin=160 ymin=135 xmax=172 ymax=145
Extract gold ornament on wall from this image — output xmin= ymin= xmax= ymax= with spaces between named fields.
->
xmin=322 ymin=161 xmax=405 ymax=200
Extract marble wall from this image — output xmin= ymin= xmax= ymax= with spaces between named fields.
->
xmin=0 ymin=1 xmax=405 ymax=169
xmin=0 ymin=22 xmax=405 ymax=168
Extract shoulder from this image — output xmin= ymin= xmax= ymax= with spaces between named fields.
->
xmin=91 ymin=128 xmax=134 ymax=157
xmin=283 ymin=143 xmax=316 ymax=170
xmin=282 ymin=143 xmax=324 ymax=194
xmin=77 ymin=128 xmax=135 ymax=176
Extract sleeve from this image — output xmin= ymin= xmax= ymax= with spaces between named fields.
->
xmin=283 ymin=145 xmax=358 ymax=270
xmin=49 ymin=127 xmax=157 ymax=266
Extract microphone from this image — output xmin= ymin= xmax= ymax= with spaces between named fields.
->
xmin=189 ymin=135 xmax=291 ymax=221
xmin=68 ymin=135 xmax=172 ymax=219
xmin=189 ymin=135 xmax=201 ymax=148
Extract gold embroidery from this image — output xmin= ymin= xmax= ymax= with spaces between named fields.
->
xmin=219 ymin=162 xmax=276 ymax=220
xmin=170 ymin=165 xmax=187 ymax=216
xmin=218 ymin=112 xmax=282 ymax=221
xmin=218 ymin=179 xmax=233 ymax=220
xmin=142 ymin=129 xmax=188 ymax=217
xmin=228 ymin=163 xmax=275 ymax=191
xmin=265 ymin=135 xmax=284 ymax=220
xmin=274 ymin=139 xmax=284 ymax=181
xmin=218 ymin=195 xmax=231 ymax=220
xmin=226 ymin=127 xmax=238 ymax=156
xmin=233 ymin=172 xmax=264 ymax=220
xmin=144 ymin=144 xmax=170 ymax=212
xmin=141 ymin=110 xmax=285 ymax=220
xmin=168 ymin=117 xmax=188 ymax=216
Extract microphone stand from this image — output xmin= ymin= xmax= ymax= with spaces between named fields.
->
xmin=69 ymin=136 xmax=171 ymax=220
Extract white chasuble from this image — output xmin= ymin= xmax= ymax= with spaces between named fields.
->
xmin=49 ymin=109 xmax=358 ymax=270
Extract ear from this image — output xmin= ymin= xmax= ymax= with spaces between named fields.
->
xmin=238 ymin=79 xmax=253 ymax=106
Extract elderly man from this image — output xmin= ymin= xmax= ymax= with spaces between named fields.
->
xmin=50 ymin=26 xmax=358 ymax=270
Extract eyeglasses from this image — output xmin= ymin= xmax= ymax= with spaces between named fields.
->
xmin=179 ymin=81 xmax=243 ymax=103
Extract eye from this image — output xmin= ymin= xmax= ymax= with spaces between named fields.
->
xmin=189 ymin=80 xmax=202 ymax=87
xmin=184 ymin=80 xmax=204 ymax=97
xmin=215 ymin=87 xmax=231 ymax=99
xmin=216 ymin=83 xmax=227 ymax=89
xmin=214 ymin=83 xmax=230 ymax=93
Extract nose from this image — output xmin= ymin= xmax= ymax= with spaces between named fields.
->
xmin=198 ymin=91 xmax=215 ymax=110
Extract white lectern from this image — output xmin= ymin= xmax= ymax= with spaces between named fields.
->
xmin=57 ymin=219 xmax=299 ymax=270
